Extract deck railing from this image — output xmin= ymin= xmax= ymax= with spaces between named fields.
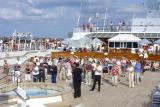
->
xmin=73 ymin=25 xmax=160 ymax=33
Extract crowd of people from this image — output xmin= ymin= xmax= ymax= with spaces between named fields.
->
xmin=2 ymin=55 xmax=159 ymax=98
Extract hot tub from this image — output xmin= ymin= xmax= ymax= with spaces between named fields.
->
xmin=0 ymin=83 xmax=73 ymax=107
xmin=5 ymin=88 xmax=59 ymax=97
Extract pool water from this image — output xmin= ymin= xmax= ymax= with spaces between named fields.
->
xmin=5 ymin=88 xmax=58 ymax=97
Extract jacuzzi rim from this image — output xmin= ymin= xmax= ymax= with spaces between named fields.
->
xmin=0 ymin=83 xmax=71 ymax=99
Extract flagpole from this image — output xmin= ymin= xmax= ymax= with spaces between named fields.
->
xmin=96 ymin=13 xmax=99 ymax=31
xmin=103 ymin=8 xmax=107 ymax=32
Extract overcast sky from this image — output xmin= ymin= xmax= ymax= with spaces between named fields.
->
xmin=0 ymin=0 xmax=145 ymax=38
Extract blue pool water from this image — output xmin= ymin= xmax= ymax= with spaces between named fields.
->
xmin=5 ymin=89 xmax=58 ymax=97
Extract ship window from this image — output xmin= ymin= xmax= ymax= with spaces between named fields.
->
xmin=133 ymin=42 xmax=138 ymax=48
xmin=121 ymin=42 xmax=123 ymax=47
xmin=115 ymin=42 xmax=120 ymax=48
xmin=127 ymin=42 xmax=132 ymax=48
xmin=124 ymin=42 xmax=127 ymax=48
xmin=121 ymin=42 xmax=126 ymax=48
xmin=109 ymin=42 xmax=114 ymax=47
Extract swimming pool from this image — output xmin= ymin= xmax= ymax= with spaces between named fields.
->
xmin=5 ymin=88 xmax=58 ymax=97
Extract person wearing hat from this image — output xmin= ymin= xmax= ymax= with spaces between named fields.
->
xmin=3 ymin=60 xmax=10 ymax=84
xmin=90 ymin=61 xmax=102 ymax=92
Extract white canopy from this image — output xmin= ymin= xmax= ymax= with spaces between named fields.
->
xmin=63 ymin=38 xmax=72 ymax=44
xmin=0 ymin=40 xmax=3 ymax=44
xmin=79 ymin=37 xmax=91 ymax=43
xmin=66 ymin=37 xmax=92 ymax=48
xmin=108 ymin=34 xmax=141 ymax=42
xmin=154 ymin=39 xmax=160 ymax=44
xmin=91 ymin=38 xmax=103 ymax=44
xmin=139 ymin=38 xmax=152 ymax=45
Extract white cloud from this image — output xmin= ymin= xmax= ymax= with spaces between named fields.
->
xmin=27 ymin=0 xmax=34 ymax=5
xmin=42 ymin=7 xmax=65 ymax=19
xmin=0 ymin=0 xmax=145 ymax=21
xmin=30 ymin=8 xmax=44 ymax=15
xmin=0 ymin=8 xmax=23 ymax=20
xmin=0 ymin=1 xmax=67 ymax=21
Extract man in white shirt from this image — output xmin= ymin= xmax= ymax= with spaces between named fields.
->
xmin=65 ymin=60 xmax=72 ymax=80
xmin=39 ymin=57 xmax=44 ymax=64
xmin=33 ymin=56 xmax=39 ymax=62
xmin=118 ymin=21 xmax=122 ymax=31
xmin=90 ymin=61 xmax=102 ymax=92
xmin=16 ymin=57 xmax=22 ymax=65
xmin=32 ymin=65 xmax=39 ymax=82
xmin=14 ymin=57 xmax=21 ymax=83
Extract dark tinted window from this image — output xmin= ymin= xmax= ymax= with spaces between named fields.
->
xmin=133 ymin=42 xmax=138 ymax=48
xmin=127 ymin=42 xmax=132 ymax=48
xmin=115 ymin=42 xmax=120 ymax=47
xmin=109 ymin=42 xmax=114 ymax=47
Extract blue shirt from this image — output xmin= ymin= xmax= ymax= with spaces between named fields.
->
xmin=134 ymin=63 xmax=142 ymax=73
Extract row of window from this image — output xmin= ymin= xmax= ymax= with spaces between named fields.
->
xmin=109 ymin=42 xmax=138 ymax=48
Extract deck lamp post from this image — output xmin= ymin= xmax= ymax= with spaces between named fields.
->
xmin=18 ymin=33 xmax=23 ymax=51
xmin=104 ymin=52 xmax=108 ymax=57
xmin=71 ymin=51 xmax=74 ymax=55
xmin=12 ymin=32 xmax=16 ymax=52
xmin=24 ymin=34 xmax=27 ymax=51
xmin=29 ymin=34 xmax=33 ymax=50
xmin=18 ymin=33 xmax=21 ymax=51
xmin=101 ymin=46 xmax=104 ymax=52
xmin=70 ymin=52 xmax=75 ymax=60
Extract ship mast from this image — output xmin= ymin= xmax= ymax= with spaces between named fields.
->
xmin=76 ymin=2 xmax=83 ymax=32
xmin=103 ymin=8 xmax=107 ymax=32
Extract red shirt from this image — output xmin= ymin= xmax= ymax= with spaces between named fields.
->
xmin=85 ymin=64 xmax=93 ymax=71
xmin=111 ymin=65 xmax=119 ymax=76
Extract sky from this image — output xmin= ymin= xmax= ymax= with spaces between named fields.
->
xmin=0 ymin=0 xmax=146 ymax=38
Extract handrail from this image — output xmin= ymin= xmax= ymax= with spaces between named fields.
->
xmin=0 ymin=70 xmax=26 ymax=83
xmin=0 ymin=50 xmax=40 ymax=60
xmin=13 ymin=88 xmax=30 ymax=101
xmin=0 ymin=50 xmax=50 ymax=67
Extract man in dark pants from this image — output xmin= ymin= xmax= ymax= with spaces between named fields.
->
xmin=39 ymin=63 xmax=45 ymax=82
xmin=72 ymin=62 xmax=83 ymax=98
xmin=50 ymin=63 xmax=57 ymax=83
xmin=90 ymin=61 xmax=102 ymax=92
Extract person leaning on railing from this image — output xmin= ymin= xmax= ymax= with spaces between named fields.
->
xmin=3 ymin=60 xmax=9 ymax=75
xmin=25 ymin=62 xmax=31 ymax=82
xmin=3 ymin=60 xmax=10 ymax=84
xmin=13 ymin=63 xmax=21 ymax=83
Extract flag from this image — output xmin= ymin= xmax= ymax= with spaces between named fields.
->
xmin=88 ymin=17 xmax=92 ymax=23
